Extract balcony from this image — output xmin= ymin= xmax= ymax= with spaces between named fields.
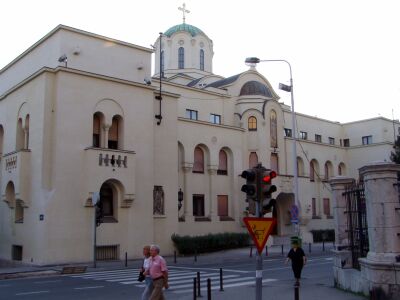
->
xmin=1 ymin=150 xmax=31 ymax=207
xmin=84 ymin=147 xmax=136 ymax=207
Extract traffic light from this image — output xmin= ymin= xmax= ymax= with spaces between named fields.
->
xmin=260 ymin=170 xmax=277 ymax=215
xmin=241 ymin=168 xmax=257 ymax=215
xmin=95 ymin=202 xmax=103 ymax=227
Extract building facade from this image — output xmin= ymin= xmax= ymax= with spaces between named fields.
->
xmin=0 ymin=23 xmax=399 ymax=265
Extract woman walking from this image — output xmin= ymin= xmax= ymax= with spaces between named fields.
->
xmin=285 ymin=240 xmax=307 ymax=286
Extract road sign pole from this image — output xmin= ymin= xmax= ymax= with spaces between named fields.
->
xmin=255 ymin=200 xmax=262 ymax=300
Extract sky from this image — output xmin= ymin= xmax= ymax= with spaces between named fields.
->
xmin=1 ymin=0 xmax=399 ymax=123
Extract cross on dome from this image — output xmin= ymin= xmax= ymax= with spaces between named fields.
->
xmin=178 ymin=3 xmax=190 ymax=24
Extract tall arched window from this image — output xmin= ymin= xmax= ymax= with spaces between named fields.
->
xmin=178 ymin=47 xmax=185 ymax=69
xmin=24 ymin=115 xmax=30 ymax=149
xmin=297 ymin=157 xmax=304 ymax=176
xmin=99 ymin=182 xmax=115 ymax=219
xmin=270 ymin=110 xmax=277 ymax=148
xmin=16 ymin=118 xmax=24 ymax=150
xmin=217 ymin=150 xmax=227 ymax=175
xmin=93 ymin=113 xmax=101 ymax=147
xmin=324 ymin=161 xmax=333 ymax=180
xmin=161 ymin=51 xmax=165 ymax=76
xmin=200 ymin=49 xmax=204 ymax=71
xmin=248 ymin=116 xmax=257 ymax=131
xmin=249 ymin=152 xmax=258 ymax=168
xmin=310 ymin=161 xmax=315 ymax=182
xmin=193 ymin=147 xmax=204 ymax=173
xmin=108 ymin=115 xmax=123 ymax=150
xmin=338 ymin=162 xmax=346 ymax=175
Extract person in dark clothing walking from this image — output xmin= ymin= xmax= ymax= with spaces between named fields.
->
xmin=285 ymin=241 xmax=307 ymax=286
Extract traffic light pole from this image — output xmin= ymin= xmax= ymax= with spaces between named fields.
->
xmin=255 ymin=199 xmax=263 ymax=300
xmin=255 ymin=165 xmax=263 ymax=300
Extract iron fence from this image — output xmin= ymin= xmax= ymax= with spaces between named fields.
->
xmin=343 ymin=182 xmax=369 ymax=270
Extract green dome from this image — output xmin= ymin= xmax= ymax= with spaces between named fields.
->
xmin=164 ymin=23 xmax=205 ymax=37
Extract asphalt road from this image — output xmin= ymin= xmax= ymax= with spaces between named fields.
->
xmin=0 ymin=253 xmax=337 ymax=300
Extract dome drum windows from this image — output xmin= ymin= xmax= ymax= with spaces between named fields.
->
xmin=248 ymin=116 xmax=257 ymax=131
xmin=178 ymin=47 xmax=185 ymax=69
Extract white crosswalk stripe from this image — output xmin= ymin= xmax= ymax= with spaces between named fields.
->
xmin=68 ymin=268 xmax=277 ymax=294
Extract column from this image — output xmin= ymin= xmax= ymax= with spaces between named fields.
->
xmin=103 ymin=124 xmax=110 ymax=148
xmin=208 ymin=165 xmax=218 ymax=221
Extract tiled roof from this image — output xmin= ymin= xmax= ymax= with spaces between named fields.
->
xmin=206 ymin=73 xmax=242 ymax=88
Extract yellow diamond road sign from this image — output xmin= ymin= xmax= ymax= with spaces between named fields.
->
xmin=243 ymin=217 xmax=277 ymax=254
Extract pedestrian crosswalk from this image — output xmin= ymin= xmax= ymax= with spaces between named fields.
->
xmin=68 ymin=268 xmax=277 ymax=294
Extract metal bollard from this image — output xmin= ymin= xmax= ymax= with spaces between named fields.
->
xmin=125 ymin=252 xmax=127 ymax=267
xmin=197 ymin=271 xmax=201 ymax=297
xmin=322 ymin=240 xmax=325 ymax=251
xmin=281 ymin=244 xmax=284 ymax=255
xmin=174 ymin=251 xmax=177 ymax=264
xmin=309 ymin=242 xmax=311 ymax=253
xmin=207 ymin=278 xmax=211 ymax=300
xmin=250 ymin=245 xmax=253 ymax=257
xmin=294 ymin=284 xmax=299 ymax=300
xmin=193 ymin=277 xmax=197 ymax=300
xmin=265 ymin=245 xmax=268 ymax=256
xmin=219 ymin=268 xmax=224 ymax=291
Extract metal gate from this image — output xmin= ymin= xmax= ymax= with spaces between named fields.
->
xmin=343 ymin=182 xmax=369 ymax=270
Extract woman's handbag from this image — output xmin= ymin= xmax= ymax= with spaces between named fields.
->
xmin=137 ymin=270 xmax=145 ymax=282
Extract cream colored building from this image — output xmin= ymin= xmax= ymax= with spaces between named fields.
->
xmin=0 ymin=23 xmax=399 ymax=265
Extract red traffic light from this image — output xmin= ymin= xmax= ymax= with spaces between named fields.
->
xmin=262 ymin=170 xmax=277 ymax=183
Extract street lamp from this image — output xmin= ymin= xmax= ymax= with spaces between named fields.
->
xmin=245 ymin=57 xmax=300 ymax=235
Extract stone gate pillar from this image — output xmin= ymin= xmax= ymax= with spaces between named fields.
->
xmin=359 ymin=162 xmax=400 ymax=299
xmin=330 ymin=176 xmax=357 ymax=290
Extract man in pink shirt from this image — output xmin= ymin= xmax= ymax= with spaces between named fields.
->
xmin=147 ymin=245 xmax=168 ymax=300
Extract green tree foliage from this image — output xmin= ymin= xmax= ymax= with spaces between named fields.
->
xmin=390 ymin=135 xmax=400 ymax=164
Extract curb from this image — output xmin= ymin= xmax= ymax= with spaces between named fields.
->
xmin=0 ymin=270 xmax=60 ymax=280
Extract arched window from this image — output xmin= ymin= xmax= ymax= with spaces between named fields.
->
xmin=25 ymin=115 xmax=30 ymax=149
xmin=338 ymin=162 xmax=346 ymax=175
xmin=16 ymin=118 xmax=24 ymax=150
xmin=249 ymin=152 xmax=258 ymax=168
xmin=93 ymin=113 xmax=101 ymax=147
xmin=200 ymin=49 xmax=204 ymax=71
xmin=0 ymin=125 xmax=4 ymax=155
xmin=5 ymin=181 xmax=16 ymax=207
xmin=99 ymin=182 xmax=115 ymax=220
xmin=217 ymin=150 xmax=228 ymax=175
xmin=178 ymin=47 xmax=184 ymax=69
xmin=324 ymin=161 xmax=333 ymax=180
xmin=15 ymin=200 xmax=24 ymax=223
xmin=161 ymin=51 xmax=165 ymax=76
xmin=270 ymin=110 xmax=277 ymax=148
xmin=310 ymin=161 xmax=315 ymax=182
xmin=193 ymin=147 xmax=204 ymax=173
xmin=270 ymin=153 xmax=279 ymax=174
xmin=248 ymin=116 xmax=257 ymax=131
xmin=109 ymin=115 xmax=123 ymax=150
